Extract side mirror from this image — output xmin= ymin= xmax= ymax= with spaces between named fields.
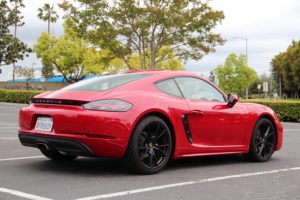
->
xmin=228 ymin=94 xmax=238 ymax=108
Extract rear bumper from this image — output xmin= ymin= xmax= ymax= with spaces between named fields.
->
xmin=19 ymin=133 xmax=95 ymax=156
xmin=18 ymin=130 xmax=128 ymax=158
xmin=19 ymin=104 xmax=136 ymax=158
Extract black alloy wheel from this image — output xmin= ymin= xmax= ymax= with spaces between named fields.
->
xmin=125 ymin=116 xmax=173 ymax=174
xmin=248 ymin=118 xmax=277 ymax=162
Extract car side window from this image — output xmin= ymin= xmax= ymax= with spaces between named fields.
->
xmin=155 ymin=79 xmax=183 ymax=98
xmin=175 ymin=77 xmax=226 ymax=102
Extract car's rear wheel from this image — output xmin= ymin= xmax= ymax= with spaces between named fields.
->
xmin=125 ymin=116 xmax=173 ymax=174
xmin=247 ymin=118 xmax=277 ymax=162
xmin=40 ymin=149 xmax=78 ymax=161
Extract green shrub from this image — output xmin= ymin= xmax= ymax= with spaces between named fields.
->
xmin=240 ymin=99 xmax=300 ymax=122
xmin=0 ymin=89 xmax=45 ymax=104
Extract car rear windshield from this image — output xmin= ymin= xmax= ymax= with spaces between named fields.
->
xmin=63 ymin=73 xmax=151 ymax=91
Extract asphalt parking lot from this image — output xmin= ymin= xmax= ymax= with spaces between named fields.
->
xmin=0 ymin=102 xmax=300 ymax=200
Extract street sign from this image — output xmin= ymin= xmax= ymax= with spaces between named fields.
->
xmin=257 ymin=84 xmax=261 ymax=90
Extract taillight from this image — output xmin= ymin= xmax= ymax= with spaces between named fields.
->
xmin=83 ymin=99 xmax=132 ymax=112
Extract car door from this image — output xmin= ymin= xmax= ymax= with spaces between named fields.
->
xmin=174 ymin=77 xmax=247 ymax=151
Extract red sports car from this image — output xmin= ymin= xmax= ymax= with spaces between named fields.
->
xmin=19 ymin=70 xmax=283 ymax=174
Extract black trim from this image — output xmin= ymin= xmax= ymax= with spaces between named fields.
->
xmin=182 ymin=115 xmax=193 ymax=143
xmin=19 ymin=134 xmax=95 ymax=156
xmin=31 ymin=98 xmax=87 ymax=106
xmin=173 ymin=78 xmax=185 ymax=98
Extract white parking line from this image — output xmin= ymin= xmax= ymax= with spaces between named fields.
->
xmin=0 ymin=124 xmax=18 ymax=126
xmin=285 ymin=129 xmax=300 ymax=132
xmin=0 ymin=156 xmax=43 ymax=162
xmin=0 ymin=187 xmax=52 ymax=200
xmin=0 ymin=127 xmax=18 ymax=129
xmin=0 ymin=137 xmax=18 ymax=140
xmin=76 ymin=166 xmax=300 ymax=200
xmin=283 ymin=122 xmax=300 ymax=125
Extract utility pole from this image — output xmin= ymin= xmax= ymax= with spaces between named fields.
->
xmin=279 ymin=76 xmax=282 ymax=98
xmin=232 ymin=37 xmax=248 ymax=66
xmin=270 ymin=78 xmax=272 ymax=98
xmin=12 ymin=0 xmax=19 ymax=82
xmin=12 ymin=2 xmax=17 ymax=82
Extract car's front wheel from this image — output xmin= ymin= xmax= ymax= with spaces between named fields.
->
xmin=40 ymin=149 xmax=78 ymax=161
xmin=125 ymin=116 xmax=173 ymax=174
xmin=247 ymin=118 xmax=277 ymax=162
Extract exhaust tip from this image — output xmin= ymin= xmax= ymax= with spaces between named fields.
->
xmin=37 ymin=143 xmax=50 ymax=150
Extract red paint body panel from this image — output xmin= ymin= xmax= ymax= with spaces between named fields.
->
xmin=18 ymin=70 xmax=283 ymax=159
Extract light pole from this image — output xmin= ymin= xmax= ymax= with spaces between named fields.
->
xmin=232 ymin=37 xmax=248 ymax=66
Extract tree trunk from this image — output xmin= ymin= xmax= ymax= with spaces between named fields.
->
xmin=138 ymin=40 xmax=145 ymax=69
xmin=150 ymin=54 xmax=156 ymax=69
xmin=48 ymin=20 xmax=50 ymax=34
xmin=150 ymin=32 xmax=157 ymax=69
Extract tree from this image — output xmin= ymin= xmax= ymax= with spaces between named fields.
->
xmin=41 ymin=64 xmax=54 ymax=81
xmin=271 ymin=40 xmax=300 ymax=98
xmin=59 ymin=0 xmax=225 ymax=70
xmin=35 ymin=32 xmax=87 ymax=83
xmin=208 ymin=70 xmax=216 ymax=84
xmin=214 ymin=53 xmax=257 ymax=96
xmin=37 ymin=4 xmax=59 ymax=80
xmin=128 ymin=46 xmax=184 ymax=70
xmin=34 ymin=21 xmax=123 ymax=82
xmin=35 ymin=19 xmax=185 ymax=82
xmin=0 ymin=0 xmax=31 ymax=66
xmin=37 ymin=3 xmax=59 ymax=34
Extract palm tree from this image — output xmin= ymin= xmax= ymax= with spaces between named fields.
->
xmin=37 ymin=4 xmax=59 ymax=34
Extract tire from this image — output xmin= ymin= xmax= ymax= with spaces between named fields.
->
xmin=40 ymin=149 xmax=78 ymax=161
xmin=125 ymin=116 xmax=173 ymax=174
xmin=247 ymin=118 xmax=277 ymax=162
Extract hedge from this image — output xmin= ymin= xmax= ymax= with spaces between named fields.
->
xmin=0 ymin=89 xmax=44 ymax=104
xmin=240 ymin=100 xmax=300 ymax=122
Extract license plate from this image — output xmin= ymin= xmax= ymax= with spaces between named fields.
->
xmin=35 ymin=117 xmax=53 ymax=132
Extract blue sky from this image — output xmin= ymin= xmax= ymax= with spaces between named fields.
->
xmin=1 ymin=0 xmax=300 ymax=81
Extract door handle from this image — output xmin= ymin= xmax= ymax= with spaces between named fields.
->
xmin=190 ymin=110 xmax=204 ymax=116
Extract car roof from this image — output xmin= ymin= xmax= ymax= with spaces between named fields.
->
xmin=124 ymin=70 xmax=202 ymax=79
xmin=125 ymin=70 xmax=212 ymax=83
